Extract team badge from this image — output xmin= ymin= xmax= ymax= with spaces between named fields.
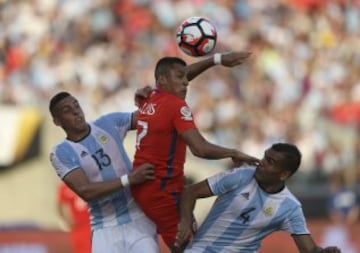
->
xmin=98 ymin=134 xmax=109 ymax=144
xmin=180 ymin=106 xmax=193 ymax=121
xmin=263 ymin=206 xmax=274 ymax=216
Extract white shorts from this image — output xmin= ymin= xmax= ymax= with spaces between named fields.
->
xmin=92 ymin=216 xmax=159 ymax=253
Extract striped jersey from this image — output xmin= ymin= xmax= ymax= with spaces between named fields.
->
xmin=50 ymin=112 xmax=146 ymax=230
xmin=186 ymin=166 xmax=310 ymax=253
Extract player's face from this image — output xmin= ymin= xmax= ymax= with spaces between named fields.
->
xmin=254 ymin=148 xmax=289 ymax=185
xmin=162 ymin=63 xmax=189 ymax=99
xmin=53 ymin=96 xmax=87 ymax=133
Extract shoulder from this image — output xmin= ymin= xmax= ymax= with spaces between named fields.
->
xmin=208 ymin=165 xmax=256 ymax=194
xmin=229 ymin=165 xmax=256 ymax=179
xmin=281 ymin=187 xmax=302 ymax=207
xmin=94 ymin=112 xmax=132 ymax=129
xmin=96 ymin=112 xmax=132 ymax=122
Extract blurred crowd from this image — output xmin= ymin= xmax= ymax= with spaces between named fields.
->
xmin=0 ymin=0 xmax=359 ymax=186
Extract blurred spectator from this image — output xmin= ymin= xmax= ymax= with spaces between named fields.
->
xmin=0 ymin=0 xmax=359 ymax=186
xmin=321 ymin=171 xmax=359 ymax=253
xmin=57 ymin=182 xmax=91 ymax=253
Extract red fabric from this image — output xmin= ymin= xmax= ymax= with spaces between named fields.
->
xmin=132 ymin=179 xmax=182 ymax=246
xmin=286 ymin=0 xmax=327 ymax=10
xmin=58 ymin=184 xmax=91 ymax=253
xmin=5 ymin=46 xmax=26 ymax=75
xmin=132 ymin=89 xmax=196 ymax=246
xmin=331 ymin=102 xmax=360 ymax=125
xmin=133 ymin=89 xmax=196 ymax=180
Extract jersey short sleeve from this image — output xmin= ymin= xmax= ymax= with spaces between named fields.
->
xmin=280 ymin=205 xmax=310 ymax=235
xmin=96 ymin=112 xmax=133 ymax=135
xmin=50 ymin=142 xmax=81 ymax=179
xmin=208 ymin=166 xmax=255 ymax=195
xmin=172 ymin=99 xmax=196 ymax=134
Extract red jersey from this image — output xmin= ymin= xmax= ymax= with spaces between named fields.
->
xmin=132 ymin=89 xmax=197 ymax=246
xmin=58 ymin=183 xmax=91 ymax=253
xmin=133 ymin=89 xmax=196 ymax=187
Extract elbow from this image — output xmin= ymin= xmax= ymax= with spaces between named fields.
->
xmin=190 ymin=146 xmax=207 ymax=158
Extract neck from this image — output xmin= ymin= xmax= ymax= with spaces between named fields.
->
xmin=66 ymin=124 xmax=90 ymax=142
xmin=257 ymin=180 xmax=285 ymax=194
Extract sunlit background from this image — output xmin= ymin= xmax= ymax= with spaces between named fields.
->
xmin=0 ymin=0 xmax=359 ymax=252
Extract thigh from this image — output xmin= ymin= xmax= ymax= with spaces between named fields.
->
xmin=92 ymin=226 xmax=124 ymax=253
xmin=127 ymin=217 xmax=159 ymax=253
xmin=132 ymin=182 xmax=181 ymax=246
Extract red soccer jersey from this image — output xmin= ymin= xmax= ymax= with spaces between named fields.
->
xmin=132 ymin=89 xmax=197 ymax=246
xmin=58 ymin=183 xmax=91 ymax=253
xmin=133 ymin=89 xmax=196 ymax=186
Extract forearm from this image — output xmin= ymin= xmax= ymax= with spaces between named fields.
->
xmin=186 ymin=56 xmax=215 ymax=81
xmin=180 ymin=187 xmax=198 ymax=222
xmin=66 ymin=178 xmax=125 ymax=202
xmin=311 ymin=247 xmax=323 ymax=253
xmin=191 ymin=142 xmax=237 ymax=160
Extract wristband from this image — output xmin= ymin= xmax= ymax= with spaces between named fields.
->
xmin=213 ymin=53 xmax=222 ymax=65
xmin=120 ymin=175 xmax=130 ymax=187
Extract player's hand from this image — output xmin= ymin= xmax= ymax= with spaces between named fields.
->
xmin=232 ymin=151 xmax=259 ymax=167
xmin=129 ymin=163 xmax=155 ymax=185
xmin=134 ymin=85 xmax=153 ymax=107
xmin=220 ymin=52 xmax=252 ymax=67
xmin=175 ymin=218 xmax=196 ymax=250
xmin=319 ymin=246 xmax=341 ymax=253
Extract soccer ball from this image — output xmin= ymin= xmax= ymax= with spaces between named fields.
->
xmin=176 ymin=17 xmax=217 ymax=57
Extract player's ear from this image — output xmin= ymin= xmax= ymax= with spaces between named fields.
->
xmin=280 ymin=170 xmax=291 ymax=181
xmin=157 ymin=75 xmax=167 ymax=86
xmin=53 ymin=117 xmax=61 ymax=126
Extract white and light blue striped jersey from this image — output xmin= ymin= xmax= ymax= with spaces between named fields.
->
xmin=186 ymin=165 xmax=310 ymax=253
xmin=50 ymin=112 xmax=145 ymax=230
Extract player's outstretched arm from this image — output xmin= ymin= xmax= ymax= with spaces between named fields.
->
xmin=181 ymin=128 xmax=259 ymax=165
xmin=292 ymin=234 xmax=341 ymax=253
xmin=186 ymin=51 xmax=251 ymax=81
xmin=63 ymin=163 xmax=155 ymax=201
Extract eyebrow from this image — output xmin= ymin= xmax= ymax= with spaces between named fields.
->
xmin=56 ymin=99 xmax=78 ymax=112
xmin=265 ymin=151 xmax=277 ymax=164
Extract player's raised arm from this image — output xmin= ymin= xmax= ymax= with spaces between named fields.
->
xmin=186 ymin=51 xmax=252 ymax=81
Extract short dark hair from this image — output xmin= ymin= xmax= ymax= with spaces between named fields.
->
xmin=49 ymin=91 xmax=71 ymax=116
xmin=271 ymin=143 xmax=301 ymax=175
xmin=154 ymin=57 xmax=186 ymax=81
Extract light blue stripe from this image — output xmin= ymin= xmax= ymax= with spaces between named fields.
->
xmin=55 ymin=142 xmax=80 ymax=169
xmin=95 ymin=113 xmax=133 ymax=173
xmin=93 ymin=114 xmax=133 ymax=225
xmin=203 ymin=187 xmax=264 ymax=252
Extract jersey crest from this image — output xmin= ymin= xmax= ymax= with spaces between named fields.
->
xmin=97 ymin=134 xmax=109 ymax=144
xmin=180 ymin=106 xmax=193 ymax=121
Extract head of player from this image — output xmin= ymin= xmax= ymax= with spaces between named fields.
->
xmin=254 ymin=143 xmax=301 ymax=193
xmin=49 ymin=91 xmax=89 ymax=141
xmin=154 ymin=57 xmax=189 ymax=99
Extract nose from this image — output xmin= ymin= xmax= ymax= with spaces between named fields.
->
xmin=183 ymin=77 xmax=189 ymax=86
